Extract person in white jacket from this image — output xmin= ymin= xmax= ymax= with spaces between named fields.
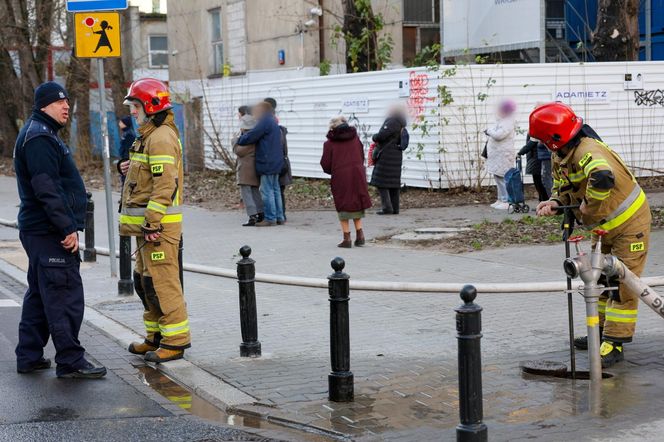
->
xmin=485 ymin=99 xmax=517 ymax=210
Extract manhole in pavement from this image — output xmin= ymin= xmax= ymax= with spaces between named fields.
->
xmin=520 ymin=360 xmax=613 ymax=379
xmin=391 ymin=226 xmax=472 ymax=242
xmin=97 ymin=302 xmax=143 ymax=311
xmin=414 ymin=227 xmax=471 ymax=234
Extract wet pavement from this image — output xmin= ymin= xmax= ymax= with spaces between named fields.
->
xmin=0 ymin=269 xmax=327 ymax=442
xmin=3 ymin=175 xmax=664 ymax=440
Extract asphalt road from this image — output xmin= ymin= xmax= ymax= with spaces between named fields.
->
xmin=0 ymin=278 xmax=284 ymax=442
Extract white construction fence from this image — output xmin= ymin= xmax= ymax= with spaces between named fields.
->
xmin=171 ymin=61 xmax=664 ymax=189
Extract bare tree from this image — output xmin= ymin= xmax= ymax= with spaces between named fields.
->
xmin=592 ymin=0 xmax=640 ymax=61
xmin=0 ymin=0 xmax=56 ymax=156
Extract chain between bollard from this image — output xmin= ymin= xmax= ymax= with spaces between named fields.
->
xmin=118 ymin=235 xmax=134 ymax=296
xmin=236 ymin=245 xmax=261 ymax=358
xmin=328 ymin=257 xmax=353 ymax=402
xmin=83 ymin=192 xmax=96 ymax=262
xmin=456 ymin=285 xmax=487 ymax=442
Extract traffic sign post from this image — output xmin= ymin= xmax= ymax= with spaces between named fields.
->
xmin=67 ymin=0 xmax=128 ymax=12
xmin=71 ymin=8 xmax=122 ymax=278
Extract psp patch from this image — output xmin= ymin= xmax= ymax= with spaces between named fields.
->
xmin=579 ymin=152 xmax=593 ymax=168
xmin=151 ymin=164 xmax=164 ymax=175
xmin=151 ymin=251 xmax=165 ymax=261
xmin=630 ymin=242 xmax=645 ymax=252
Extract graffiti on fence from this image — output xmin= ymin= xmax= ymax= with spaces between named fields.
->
xmin=634 ymin=89 xmax=664 ymax=107
xmin=407 ymin=71 xmax=435 ymax=120
xmin=347 ymin=112 xmax=373 ymax=149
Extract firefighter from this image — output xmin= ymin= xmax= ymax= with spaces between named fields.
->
xmin=120 ymin=78 xmax=191 ymax=363
xmin=533 ymin=102 xmax=650 ymax=368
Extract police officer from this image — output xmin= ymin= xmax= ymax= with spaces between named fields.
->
xmin=533 ymin=102 xmax=651 ymax=368
xmin=13 ymin=82 xmax=107 ymax=379
xmin=120 ymin=78 xmax=190 ymax=363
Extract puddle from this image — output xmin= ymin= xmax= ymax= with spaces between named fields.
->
xmin=136 ymin=366 xmax=336 ymax=441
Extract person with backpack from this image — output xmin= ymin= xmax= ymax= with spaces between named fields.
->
xmin=370 ymin=106 xmax=409 ymax=215
xmin=485 ymin=99 xmax=517 ymax=210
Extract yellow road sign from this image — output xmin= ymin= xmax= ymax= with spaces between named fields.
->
xmin=74 ymin=12 xmax=121 ymax=58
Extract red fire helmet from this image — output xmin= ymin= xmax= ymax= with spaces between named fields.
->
xmin=124 ymin=78 xmax=172 ymax=115
xmin=528 ymin=102 xmax=583 ymax=151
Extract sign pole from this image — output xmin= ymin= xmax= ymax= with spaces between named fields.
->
xmin=96 ymin=58 xmax=117 ymax=277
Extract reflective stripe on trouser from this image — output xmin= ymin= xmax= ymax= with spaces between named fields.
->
xmin=135 ymin=237 xmax=191 ymax=349
xmin=596 ymin=209 xmax=651 ymax=342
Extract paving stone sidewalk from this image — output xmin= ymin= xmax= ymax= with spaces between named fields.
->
xmin=3 ymin=175 xmax=664 ymax=440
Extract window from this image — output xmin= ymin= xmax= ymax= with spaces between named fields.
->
xmin=210 ymin=8 xmax=224 ymax=74
xmin=404 ymin=0 xmax=439 ymax=24
xmin=149 ymin=35 xmax=168 ymax=68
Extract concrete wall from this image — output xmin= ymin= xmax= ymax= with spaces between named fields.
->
xmin=167 ymin=0 xmax=403 ymax=81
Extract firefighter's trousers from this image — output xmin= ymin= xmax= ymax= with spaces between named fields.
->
xmin=134 ymin=237 xmax=191 ymax=350
xmin=595 ymin=210 xmax=651 ymax=343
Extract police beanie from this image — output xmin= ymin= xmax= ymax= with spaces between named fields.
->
xmin=34 ymin=82 xmax=69 ymax=110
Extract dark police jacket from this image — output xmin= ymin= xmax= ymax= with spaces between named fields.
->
xmin=13 ymin=110 xmax=87 ymax=236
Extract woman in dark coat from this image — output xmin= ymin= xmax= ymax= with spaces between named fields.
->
xmin=321 ymin=116 xmax=372 ymax=248
xmin=370 ymin=108 xmax=407 ymax=215
xmin=518 ymin=135 xmax=549 ymax=202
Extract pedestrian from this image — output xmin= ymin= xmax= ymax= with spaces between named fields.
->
xmin=537 ymin=138 xmax=553 ymax=198
xmin=116 ymin=115 xmax=135 ymax=185
xmin=121 ymin=78 xmax=191 ymax=363
xmin=320 ymin=116 xmax=372 ymax=248
xmin=485 ymin=99 xmax=517 ymax=210
xmin=264 ymin=97 xmax=292 ymax=221
xmin=238 ymin=105 xmax=251 ymax=118
xmin=13 ymin=81 xmax=107 ymax=379
xmin=370 ymin=105 xmax=408 ymax=215
xmin=518 ymin=135 xmax=549 ymax=202
xmin=233 ymin=114 xmax=264 ymax=226
xmin=534 ymin=102 xmax=650 ymax=368
xmin=237 ymin=101 xmax=285 ymax=226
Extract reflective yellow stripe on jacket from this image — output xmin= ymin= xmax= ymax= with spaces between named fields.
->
xmin=120 ymin=214 xmax=183 ymax=225
xmin=596 ymin=189 xmax=646 ymax=231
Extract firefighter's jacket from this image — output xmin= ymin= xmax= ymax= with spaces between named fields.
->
xmin=551 ymin=136 xmax=648 ymax=231
xmin=119 ymin=111 xmax=183 ymax=244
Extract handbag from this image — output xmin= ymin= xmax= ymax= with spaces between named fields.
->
xmin=481 ymin=140 xmax=488 ymax=159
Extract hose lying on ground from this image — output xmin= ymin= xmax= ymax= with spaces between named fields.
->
xmin=3 ymin=217 xmax=664 ymax=293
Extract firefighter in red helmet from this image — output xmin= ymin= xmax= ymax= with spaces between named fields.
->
xmin=119 ymin=78 xmax=190 ymax=363
xmin=533 ymin=102 xmax=650 ymax=368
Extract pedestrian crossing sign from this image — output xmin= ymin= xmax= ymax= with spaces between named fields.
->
xmin=74 ymin=12 xmax=121 ymax=58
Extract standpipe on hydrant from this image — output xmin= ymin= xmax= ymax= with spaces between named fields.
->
xmin=563 ymin=230 xmax=611 ymax=391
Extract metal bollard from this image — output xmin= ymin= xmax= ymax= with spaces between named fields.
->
xmin=118 ymin=235 xmax=134 ymax=296
xmin=455 ymin=285 xmax=488 ymax=442
xmin=83 ymin=192 xmax=96 ymax=262
xmin=237 ymin=245 xmax=261 ymax=358
xmin=328 ymin=257 xmax=353 ymax=402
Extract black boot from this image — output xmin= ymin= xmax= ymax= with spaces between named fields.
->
xmin=256 ymin=213 xmax=265 ymax=223
xmin=574 ymin=327 xmax=603 ymax=350
xmin=600 ymin=341 xmax=624 ymax=368
xmin=243 ymin=215 xmax=258 ymax=227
